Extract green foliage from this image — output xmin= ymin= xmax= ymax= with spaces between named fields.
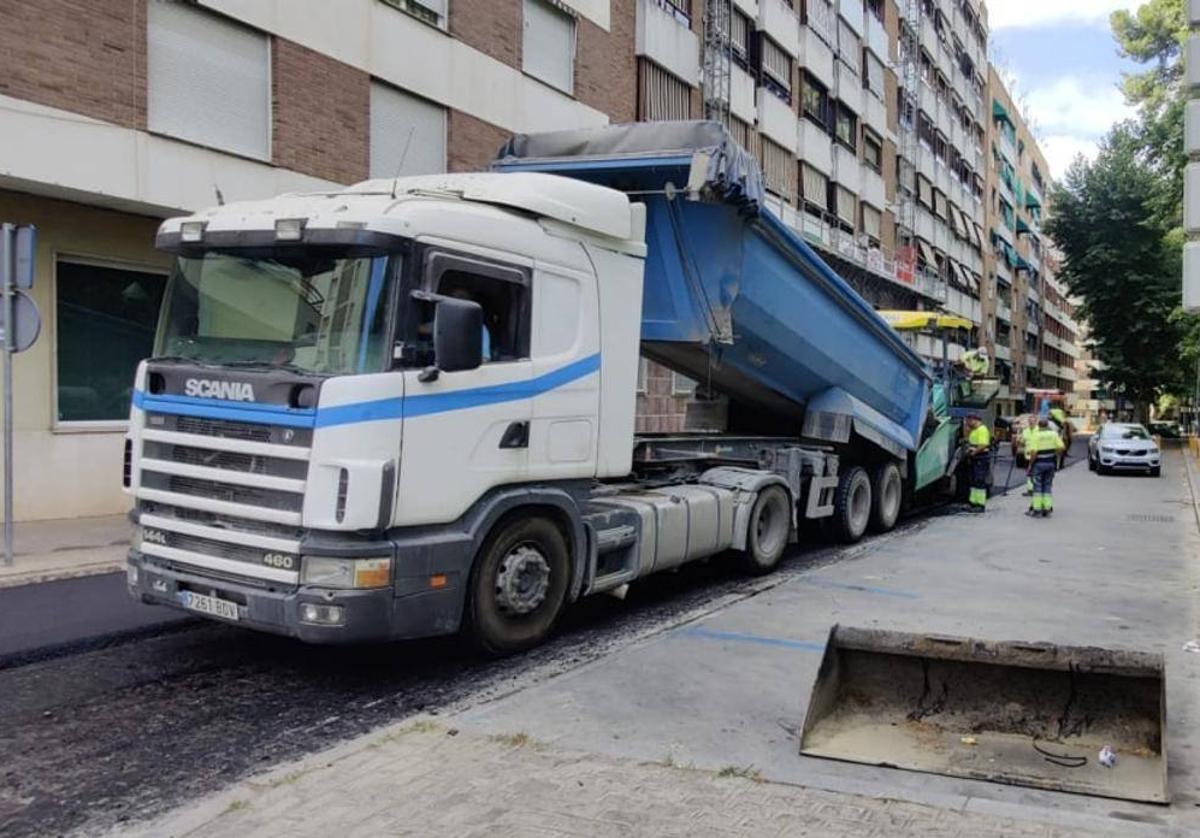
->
xmin=1045 ymin=127 xmax=1183 ymax=407
xmin=1111 ymin=0 xmax=1187 ymax=228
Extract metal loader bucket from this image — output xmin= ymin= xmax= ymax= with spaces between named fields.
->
xmin=799 ymin=626 xmax=1167 ymax=803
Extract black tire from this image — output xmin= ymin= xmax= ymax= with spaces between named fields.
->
xmin=1150 ymin=466 xmax=1161 ymax=477
xmin=1088 ymin=453 xmax=1096 ymax=472
xmin=828 ymin=466 xmax=872 ymax=544
xmin=869 ymin=461 xmax=903 ymax=533
xmin=466 ymin=516 xmax=571 ymax=656
xmin=737 ymin=485 xmax=792 ymax=575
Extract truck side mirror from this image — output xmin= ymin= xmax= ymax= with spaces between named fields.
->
xmin=433 ymin=297 xmax=483 ymax=374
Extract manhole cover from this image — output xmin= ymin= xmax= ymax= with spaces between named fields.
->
xmin=1126 ymin=514 xmax=1176 ymax=523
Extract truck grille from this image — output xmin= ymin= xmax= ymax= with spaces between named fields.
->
xmin=135 ymin=410 xmax=311 ymax=584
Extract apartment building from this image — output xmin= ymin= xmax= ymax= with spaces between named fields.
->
xmin=983 ymin=66 xmax=1077 ymax=416
xmin=0 ymin=0 xmax=636 ymax=521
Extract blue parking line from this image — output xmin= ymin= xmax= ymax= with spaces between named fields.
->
xmin=680 ymin=627 xmax=825 ymax=652
xmin=802 ymin=578 xmax=920 ymax=599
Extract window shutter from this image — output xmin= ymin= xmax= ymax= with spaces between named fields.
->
xmin=862 ymin=203 xmax=882 ymax=240
xmin=523 ymin=0 xmax=575 ymax=94
xmin=807 ymin=0 xmax=835 ymax=45
xmin=865 ymin=52 xmax=884 ymax=97
xmin=369 ymin=82 xmax=446 ymax=178
xmin=838 ymin=20 xmax=860 ymax=75
xmin=801 ymin=164 xmax=829 ymax=211
xmin=760 ymin=139 xmax=793 ymax=200
xmin=147 ymin=2 xmax=270 ymax=160
xmin=638 ymin=60 xmax=691 ymax=121
xmin=836 ymin=186 xmax=856 ymax=226
xmin=761 ymin=38 xmax=792 ymax=89
xmin=917 ymin=176 xmax=933 ymax=208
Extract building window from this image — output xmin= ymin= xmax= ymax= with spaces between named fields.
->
xmin=804 ymin=0 xmax=836 ymax=46
xmin=730 ymin=9 xmax=751 ymax=66
xmin=863 ymin=129 xmax=883 ymax=173
xmin=728 ymin=116 xmax=752 ymax=150
xmin=369 ymin=82 xmax=446 ymax=178
xmin=760 ymin=36 xmax=793 ymax=100
xmin=378 ymin=0 xmax=446 ymax=27
xmin=834 ymin=103 xmax=857 ymax=151
xmin=833 ymin=185 xmax=856 ymax=231
xmin=863 ymin=51 xmax=884 ymax=98
xmin=656 ymin=0 xmax=693 ymax=25
xmin=917 ymin=174 xmax=933 ymax=209
xmin=638 ymin=59 xmax=691 ymax=120
xmin=523 ymin=0 xmax=575 ymax=94
xmin=760 ymin=138 xmax=794 ymax=202
xmin=673 ymin=372 xmax=698 ymax=396
xmin=801 ymin=163 xmax=829 ymax=216
xmin=861 ymin=203 xmax=882 ymax=245
xmin=56 ymin=260 xmax=167 ymax=423
xmin=801 ymin=72 xmax=831 ymax=131
xmin=838 ymin=20 xmax=860 ymax=76
xmin=147 ymin=1 xmax=270 ymax=160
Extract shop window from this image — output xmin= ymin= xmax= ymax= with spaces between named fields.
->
xmin=56 ymin=260 xmax=167 ymax=423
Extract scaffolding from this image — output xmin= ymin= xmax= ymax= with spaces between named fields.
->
xmin=701 ymin=0 xmax=733 ymax=126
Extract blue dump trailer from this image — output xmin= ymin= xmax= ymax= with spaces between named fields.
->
xmin=495 ymin=122 xmax=965 ymax=509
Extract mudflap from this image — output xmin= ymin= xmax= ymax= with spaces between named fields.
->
xmin=799 ymin=626 xmax=1168 ymax=804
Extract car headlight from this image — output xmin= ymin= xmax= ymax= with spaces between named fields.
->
xmin=300 ymin=556 xmax=392 ymax=589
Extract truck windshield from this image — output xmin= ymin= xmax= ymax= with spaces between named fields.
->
xmin=156 ymin=251 xmax=395 ymax=374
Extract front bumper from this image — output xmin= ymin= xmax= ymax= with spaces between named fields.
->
xmin=1098 ymin=452 xmax=1160 ymax=471
xmin=127 ymin=551 xmax=464 ymax=644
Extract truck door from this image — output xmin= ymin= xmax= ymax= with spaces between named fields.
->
xmin=395 ymin=250 xmax=533 ymax=526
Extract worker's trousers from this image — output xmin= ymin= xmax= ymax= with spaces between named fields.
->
xmin=1030 ymin=458 xmax=1057 ymax=512
xmin=969 ymin=453 xmax=991 ymax=509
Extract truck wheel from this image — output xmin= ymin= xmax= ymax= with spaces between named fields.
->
xmin=829 ymin=467 xmax=872 ymax=544
xmin=737 ymin=485 xmax=791 ymax=575
xmin=869 ymin=462 xmax=903 ymax=533
xmin=466 ymin=516 xmax=570 ymax=657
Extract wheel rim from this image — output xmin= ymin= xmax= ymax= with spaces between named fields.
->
xmin=754 ymin=493 xmax=789 ymax=556
xmin=849 ymin=478 xmax=870 ymax=533
xmin=494 ymin=543 xmax=551 ymax=615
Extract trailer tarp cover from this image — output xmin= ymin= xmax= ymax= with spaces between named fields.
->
xmin=496 ymin=120 xmax=764 ymax=211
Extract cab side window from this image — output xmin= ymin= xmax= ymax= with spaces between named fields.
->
xmin=425 ymin=253 xmax=530 ymax=364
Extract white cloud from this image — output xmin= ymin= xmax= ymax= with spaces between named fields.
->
xmin=1022 ymin=76 xmax=1135 ymax=137
xmin=987 ymin=0 xmax=1141 ymax=30
xmin=1039 ymin=134 xmax=1102 ymax=179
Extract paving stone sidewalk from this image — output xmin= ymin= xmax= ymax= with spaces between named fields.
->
xmin=130 ymin=724 xmax=1095 ymax=838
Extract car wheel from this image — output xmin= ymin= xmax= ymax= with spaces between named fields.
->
xmin=467 ymin=516 xmax=571 ymax=657
xmin=1150 ymin=466 xmax=1161 ymax=477
xmin=1088 ymin=453 xmax=1096 ymax=472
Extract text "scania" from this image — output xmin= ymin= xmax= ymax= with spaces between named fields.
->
xmin=184 ymin=379 xmax=256 ymax=401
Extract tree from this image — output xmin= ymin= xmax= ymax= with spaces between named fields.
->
xmin=1046 ymin=127 xmax=1182 ymax=418
xmin=1111 ymin=0 xmax=1187 ymax=228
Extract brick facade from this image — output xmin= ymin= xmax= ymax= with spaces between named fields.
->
xmin=272 ymin=39 xmax=370 ymax=184
xmin=448 ymin=109 xmax=512 ymax=172
xmin=576 ymin=0 xmax=637 ymax=122
xmin=450 ymin=0 xmax=522 ymax=69
xmin=0 ymin=0 xmax=145 ymax=129
xmin=635 ymin=361 xmax=691 ymax=434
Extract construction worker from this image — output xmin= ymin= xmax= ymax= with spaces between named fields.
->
xmin=1026 ymin=417 xmax=1066 ymax=518
xmin=965 ymin=415 xmax=992 ymax=513
xmin=961 ymin=346 xmax=990 ymax=376
xmin=1020 ymin=421 xmax=1035 ymax=499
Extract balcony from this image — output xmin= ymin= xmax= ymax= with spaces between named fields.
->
xmin=994 ymin=343 xmax=1012 ymax=362
xmin=799 ymin=24 xmax=835 ymax=84
xmin=832 ymin=144 xmax=861 ymax=191
xmin=798 ymin=119 xmax=833 ymax=174
xmin=730 ymin=65 xmax=756 ymax=122
xmin=757 ymin=88 xmax=798 ymax=152
xmin=759 ymin=0 xmax=800 ymax=57
xmin=997 ymin=128 xmax=1017 ymax=165
xmin=865 ymin=9 xmax=887 ymax=58
xmin=635 ymin=0 xmax=701 ymax=85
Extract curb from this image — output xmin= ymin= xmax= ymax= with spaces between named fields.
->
xmin=0 ymin=558 xmax=125 ymax=590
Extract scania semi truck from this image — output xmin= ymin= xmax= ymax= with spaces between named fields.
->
xmin=125 ymin=122 xmax=977 ymax=654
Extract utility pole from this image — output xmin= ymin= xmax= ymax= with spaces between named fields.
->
xmin=1 ymin=223 xmax=39 ymax=566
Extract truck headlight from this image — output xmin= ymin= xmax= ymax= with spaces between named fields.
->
xmin=300 ymin=556 xmax=392 ymax=589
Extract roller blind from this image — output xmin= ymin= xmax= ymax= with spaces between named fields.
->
xmin=838 ymin=20 xmax=860 ymax=75
xmin=523 ymin=0 xmax=575 ymax=94
xmin=369 ymin=82 xmax=446 ymax=178
xmin=760 ymin=138 xmax=793 ymax=200
xmin=807 ymin=0 xmax=835 ymax=46
xmin=801 ymin=164 xmax=828 ymax=210
xmin=861 ymin=203 xmax=882 ymax=240
xmin=761 ymin=38 xmax=792 ymax=89
xmin=865 ymin=52 xmax=884 ymax=97
xmin=917 ymin=175 xmax=933 ymax=208
xmin=638 ymin=59 xmax=691 ymax=121
xmin=147 ymin=1 xmax=270 ymax=160
xmin=836 ymin=186 xmax=856 ymax=225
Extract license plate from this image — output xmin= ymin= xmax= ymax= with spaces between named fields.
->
xmin=178 ymin=590 xmax=239 ymax=621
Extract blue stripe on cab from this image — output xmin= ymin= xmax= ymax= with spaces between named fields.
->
xmin=131 ymin=353 xmax=602 ymax=430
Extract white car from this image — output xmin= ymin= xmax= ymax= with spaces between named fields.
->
xmin=1088 ymin=423 xmax=1161 ymax=477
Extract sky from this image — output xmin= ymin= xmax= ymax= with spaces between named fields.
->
xmin=987 ymin=0 xmax=1143 ymax=181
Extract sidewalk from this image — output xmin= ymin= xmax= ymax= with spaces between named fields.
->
xmin=124 ymin=452 xmax=1200 ymax=837
xmin=0 ymin=513 xmax=129 ymax=588
xmin=130 ymin=724 xmax=1088 ymax=838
